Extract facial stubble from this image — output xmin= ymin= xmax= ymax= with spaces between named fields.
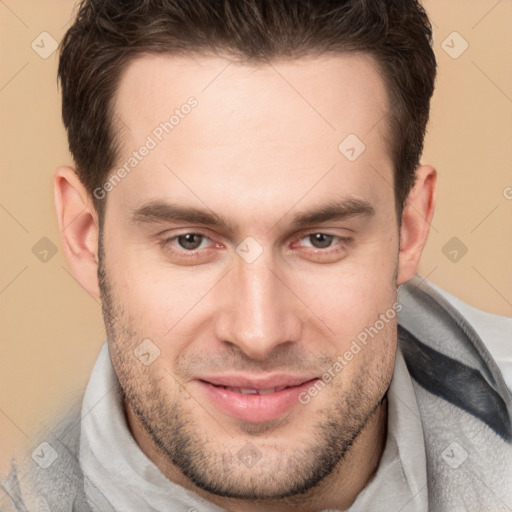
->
xmin=97 ymin=246 xmax=394 ymax=500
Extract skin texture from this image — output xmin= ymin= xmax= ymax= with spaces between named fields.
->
xmin=54 ymin=53 xmax=436 ymax=512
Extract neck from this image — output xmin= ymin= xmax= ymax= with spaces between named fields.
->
xmin=126 ymin=396 xmax=388 ymax=512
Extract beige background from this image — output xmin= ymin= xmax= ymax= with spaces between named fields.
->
xmin=1 ymin=0 xmax=511 ymax=476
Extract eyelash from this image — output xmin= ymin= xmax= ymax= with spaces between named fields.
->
xmin=293 ymin=233 xmax=352 ymax=252
xmin=158 ymin=231 xmax=353 ymax=260
xmin=158 ymin=233 xmax=218 ymax=259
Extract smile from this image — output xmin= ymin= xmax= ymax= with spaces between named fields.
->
xmin=195 ymin=375 xmax=319 ymax=423
xmin=222 ymin=386 xmax=288 ymax=395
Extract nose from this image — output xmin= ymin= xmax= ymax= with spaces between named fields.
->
xmin=214 ymin=254 xmax=302 ymax=360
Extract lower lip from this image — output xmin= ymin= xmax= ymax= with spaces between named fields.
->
xmin=196 ymin=379 xmax=319 ymax=423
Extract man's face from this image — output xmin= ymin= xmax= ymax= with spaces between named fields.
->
xmin=100 ymin=53 xmax=399 ymax=499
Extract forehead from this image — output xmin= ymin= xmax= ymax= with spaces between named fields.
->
xmin=113 ymin=51 xmax=390 ymax=139
xmin=109 ymin=52 xmax=393 ymax=220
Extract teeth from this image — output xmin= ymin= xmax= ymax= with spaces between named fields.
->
xmin=224 ymin=386 xmax=287 ymax=395
xmin=240 ymin=388 xmax=259 ymax=395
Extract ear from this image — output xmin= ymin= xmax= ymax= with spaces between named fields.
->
xmin=54 ymin=166 xmax=100 ymax=298
xmin=397 ymin=164 xmax=437 ymax=285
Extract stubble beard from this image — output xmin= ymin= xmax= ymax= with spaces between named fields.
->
xmin=97 ymin=251 xmax=393 ymax=500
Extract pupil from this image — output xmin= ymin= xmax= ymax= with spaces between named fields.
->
xmin=311 ymin=233 xmax=332 ymax=248
xmin=178 ymin=234 xmax=202 ymax=250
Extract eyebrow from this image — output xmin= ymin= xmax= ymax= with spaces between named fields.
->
xmin=132 ymin=202 xmax=233 ymax=230
xmin=289 ymin=198 xmax=375 ymax=228
xmin=131 ymin=198 xmax=375 ymax=231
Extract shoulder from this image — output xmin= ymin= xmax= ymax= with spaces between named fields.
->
xmin=1 ymin=400 xmax=91 ymax=512
xmin=427 ymin=279 xmax=512 ymax=392
xmin=397 ymin=275 xmax=512 ymax=508
xmin=397 ymin=274 xmax=512 ymax=441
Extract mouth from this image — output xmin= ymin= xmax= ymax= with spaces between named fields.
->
xmin=218 ymin=385 xmax=289 ymax=395
xmin=195 ymin=375 xmax=319 ymax=423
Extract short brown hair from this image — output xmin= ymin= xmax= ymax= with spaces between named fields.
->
xmin=58 ymin=0 xmax=436 ymax=219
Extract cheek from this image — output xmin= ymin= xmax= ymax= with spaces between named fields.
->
xmin=289 ymin=247 xmax=398 ymax=337
xmin=108 ymin=240 xmax=203 ymax=316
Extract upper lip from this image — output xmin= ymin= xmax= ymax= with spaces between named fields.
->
xmin=197 ymin=374 xmax=318 ymax=390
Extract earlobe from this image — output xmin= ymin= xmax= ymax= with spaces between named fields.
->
xmin=54 ymin=166 xmax=101 ymax=298
xmin=396 ymin=165 xmax=437 ymax=285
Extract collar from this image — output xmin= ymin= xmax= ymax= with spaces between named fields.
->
xmin=343 ymin=345 xmax=428 ymax=512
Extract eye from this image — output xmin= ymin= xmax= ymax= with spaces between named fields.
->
xmin=158 ymin=231 xmax=223 ymax=265
xmin=175 ymin=233 xmax=208 ymax=251
xmin=299 ymin=233 xmax=347 ymax=250
xmin=304 ymin=233 xmax=335 ymax=249
xmin=159 ymin=232 xmax=214 ymax=255
xmin=292 ymin=232 xmax=353 ymax=262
